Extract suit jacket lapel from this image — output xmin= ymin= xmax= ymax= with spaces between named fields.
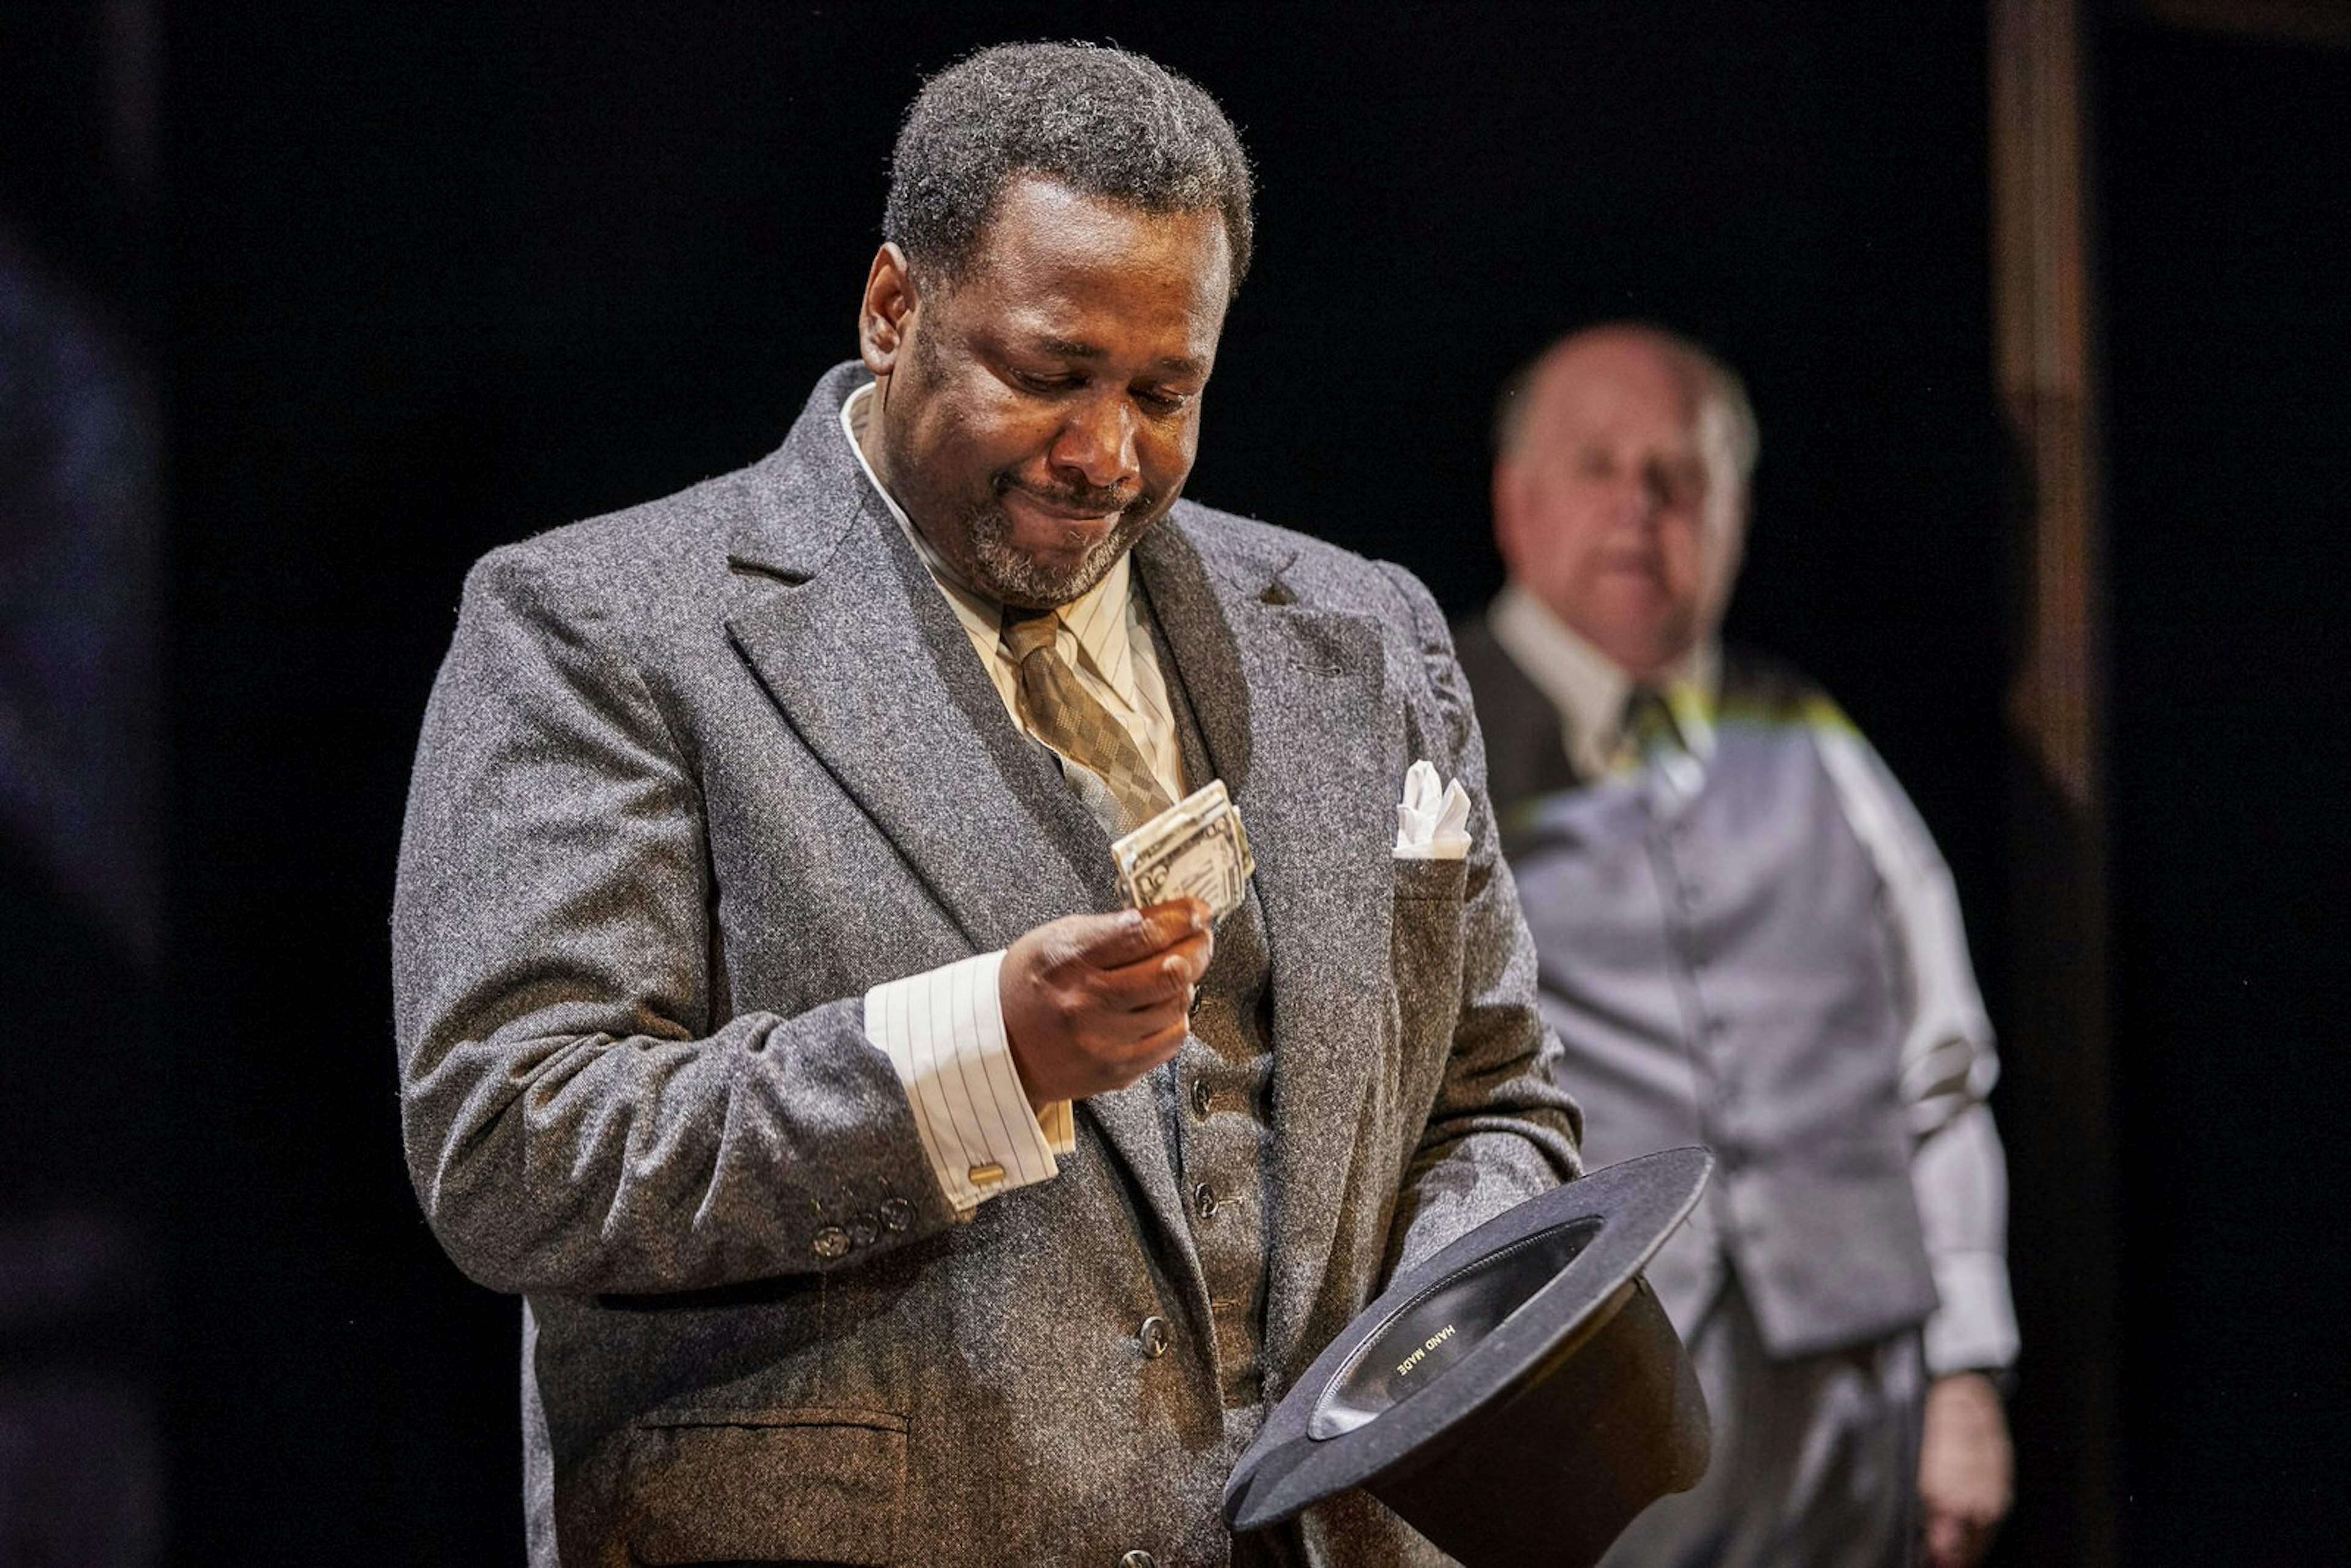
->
xmin=721 ymin=371 xmax=1109 ymax=953
xmin=1138 ymin=522 xmax=1393 ymax=1379
xmin=721 ymin=366 xmax=1196 ymax=1269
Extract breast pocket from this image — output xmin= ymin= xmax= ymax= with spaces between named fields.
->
xmin=1391 ymin=854 xmax=1468 ymax=906
xmin=1390 ymin=855 xmax=1469 ymax=1094
xmin=621 ymin=1408 xmax=907 ymax=1566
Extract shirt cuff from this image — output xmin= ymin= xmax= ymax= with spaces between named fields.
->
xmin=864 ymin=950 xmax=1064 ymax=1212
xmin=1924 ymin=1249 xmax=2022 ymax=1376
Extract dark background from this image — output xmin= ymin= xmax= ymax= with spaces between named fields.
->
xmin=4 ymin=1 xmax=2344 ymax=1562
xmin=2102 ymin=18 xmax=2351 ymax=1560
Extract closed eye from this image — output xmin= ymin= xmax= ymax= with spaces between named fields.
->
xmin=1134 ymin=384 xmax=1196 ymax=416
xmin=1010 ymin=367 xmax=1084 ymax=396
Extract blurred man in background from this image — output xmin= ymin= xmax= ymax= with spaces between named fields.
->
xmin=1455 ymin=324 xmax=2016 ymax=1567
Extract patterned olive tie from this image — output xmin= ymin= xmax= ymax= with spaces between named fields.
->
xmin=1000 ymin=606 xmax=1175 ymax=833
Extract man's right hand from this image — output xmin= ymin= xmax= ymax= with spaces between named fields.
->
xmin=1000 ymin=899 xmax=1213 ymax=1109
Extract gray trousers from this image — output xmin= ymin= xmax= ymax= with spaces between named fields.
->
xmin=1599 ymin=1278 xmax=1925 ymax=1568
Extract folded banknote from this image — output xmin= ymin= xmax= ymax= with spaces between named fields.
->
xmin=1111 ymin=779 xmax=1256 ymax=923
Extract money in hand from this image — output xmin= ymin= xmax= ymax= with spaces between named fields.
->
xmin=1112 ymin=779 xmax=1256 ymax=923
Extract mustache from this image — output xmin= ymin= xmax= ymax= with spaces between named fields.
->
xmin=997 ymin=476 xmax=1152 ymax=517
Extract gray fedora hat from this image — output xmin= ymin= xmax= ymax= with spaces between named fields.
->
xmin=1224 ymin=1147 xmax=1714 ymax=1567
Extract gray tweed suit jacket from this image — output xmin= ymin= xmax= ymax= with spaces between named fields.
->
xmin=392 ymin=362 xmax=1581 ymax=1567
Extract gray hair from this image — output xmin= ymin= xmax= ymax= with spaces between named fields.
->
xmin=884 ymin=42 xmax=1255 ymax=296
xmin=1492 ymin=324 xmax=1761 ymax=486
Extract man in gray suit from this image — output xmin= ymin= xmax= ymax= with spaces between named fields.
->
xmin=1453 ymin=326 xmax=2017 ymax=1568
xmin=393 ymin=43 xmax=1580 ymax=1567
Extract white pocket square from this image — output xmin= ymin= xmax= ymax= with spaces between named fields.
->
xmin=1394 ymin=759 xmax=1472 ymax=860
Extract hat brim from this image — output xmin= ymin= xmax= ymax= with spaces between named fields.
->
xmin=1224 ymin=1146 xmax=1712 ymax=1544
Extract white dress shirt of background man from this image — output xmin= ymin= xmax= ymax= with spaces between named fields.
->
xmin=1452 ymin=324 xmax=2018 ymax=1568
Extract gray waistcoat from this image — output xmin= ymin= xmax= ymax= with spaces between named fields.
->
xmin=1486 ymin=648 xmax=1938 ymax=1359
xmin=1057 ymin=606 xmax=1278 ymax=1417
xmin=1163 ymin=661 xmax=1278 ymax=1412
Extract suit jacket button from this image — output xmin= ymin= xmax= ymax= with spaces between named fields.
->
xmin=848 ymin=1217 xmax=878 ymax=1247
xmin=1120 ymin=1553 xmax=1158 ymax=1568
xmin=812 ymin=1225 xmax=852 ymax=1261
xmin=879 ymin=1197 xmax=914 ymax=1231
xmin=1137 ymin=1315 xmax=1171 ymax=1359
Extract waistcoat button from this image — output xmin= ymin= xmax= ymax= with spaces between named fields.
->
xmin=1193 ymin=1183 xmax=1218 ymax=1220
xmin=1137 ymin=1315 xmax=1171 ymax=1359
xmin=1121 ymin=1551 xmax=1159 ymax=1568
xmin=1190 ymin=1078 xmax=1215 ymax=1119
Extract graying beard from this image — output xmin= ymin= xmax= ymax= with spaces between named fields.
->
xmin=963 ymin=500 xmax=1155 ymax=608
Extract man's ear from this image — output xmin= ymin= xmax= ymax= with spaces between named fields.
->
xmin=1490 ymin=457 xmax=1529 ymax=575
xmin=858 ymin=242 xmax=919 ymax=376
xmin=1707 ymin=486 xmax=1752 ymax=617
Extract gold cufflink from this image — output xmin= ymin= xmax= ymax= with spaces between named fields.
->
xmin=968 ymin=1163 xmax=1007 ymax=1186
